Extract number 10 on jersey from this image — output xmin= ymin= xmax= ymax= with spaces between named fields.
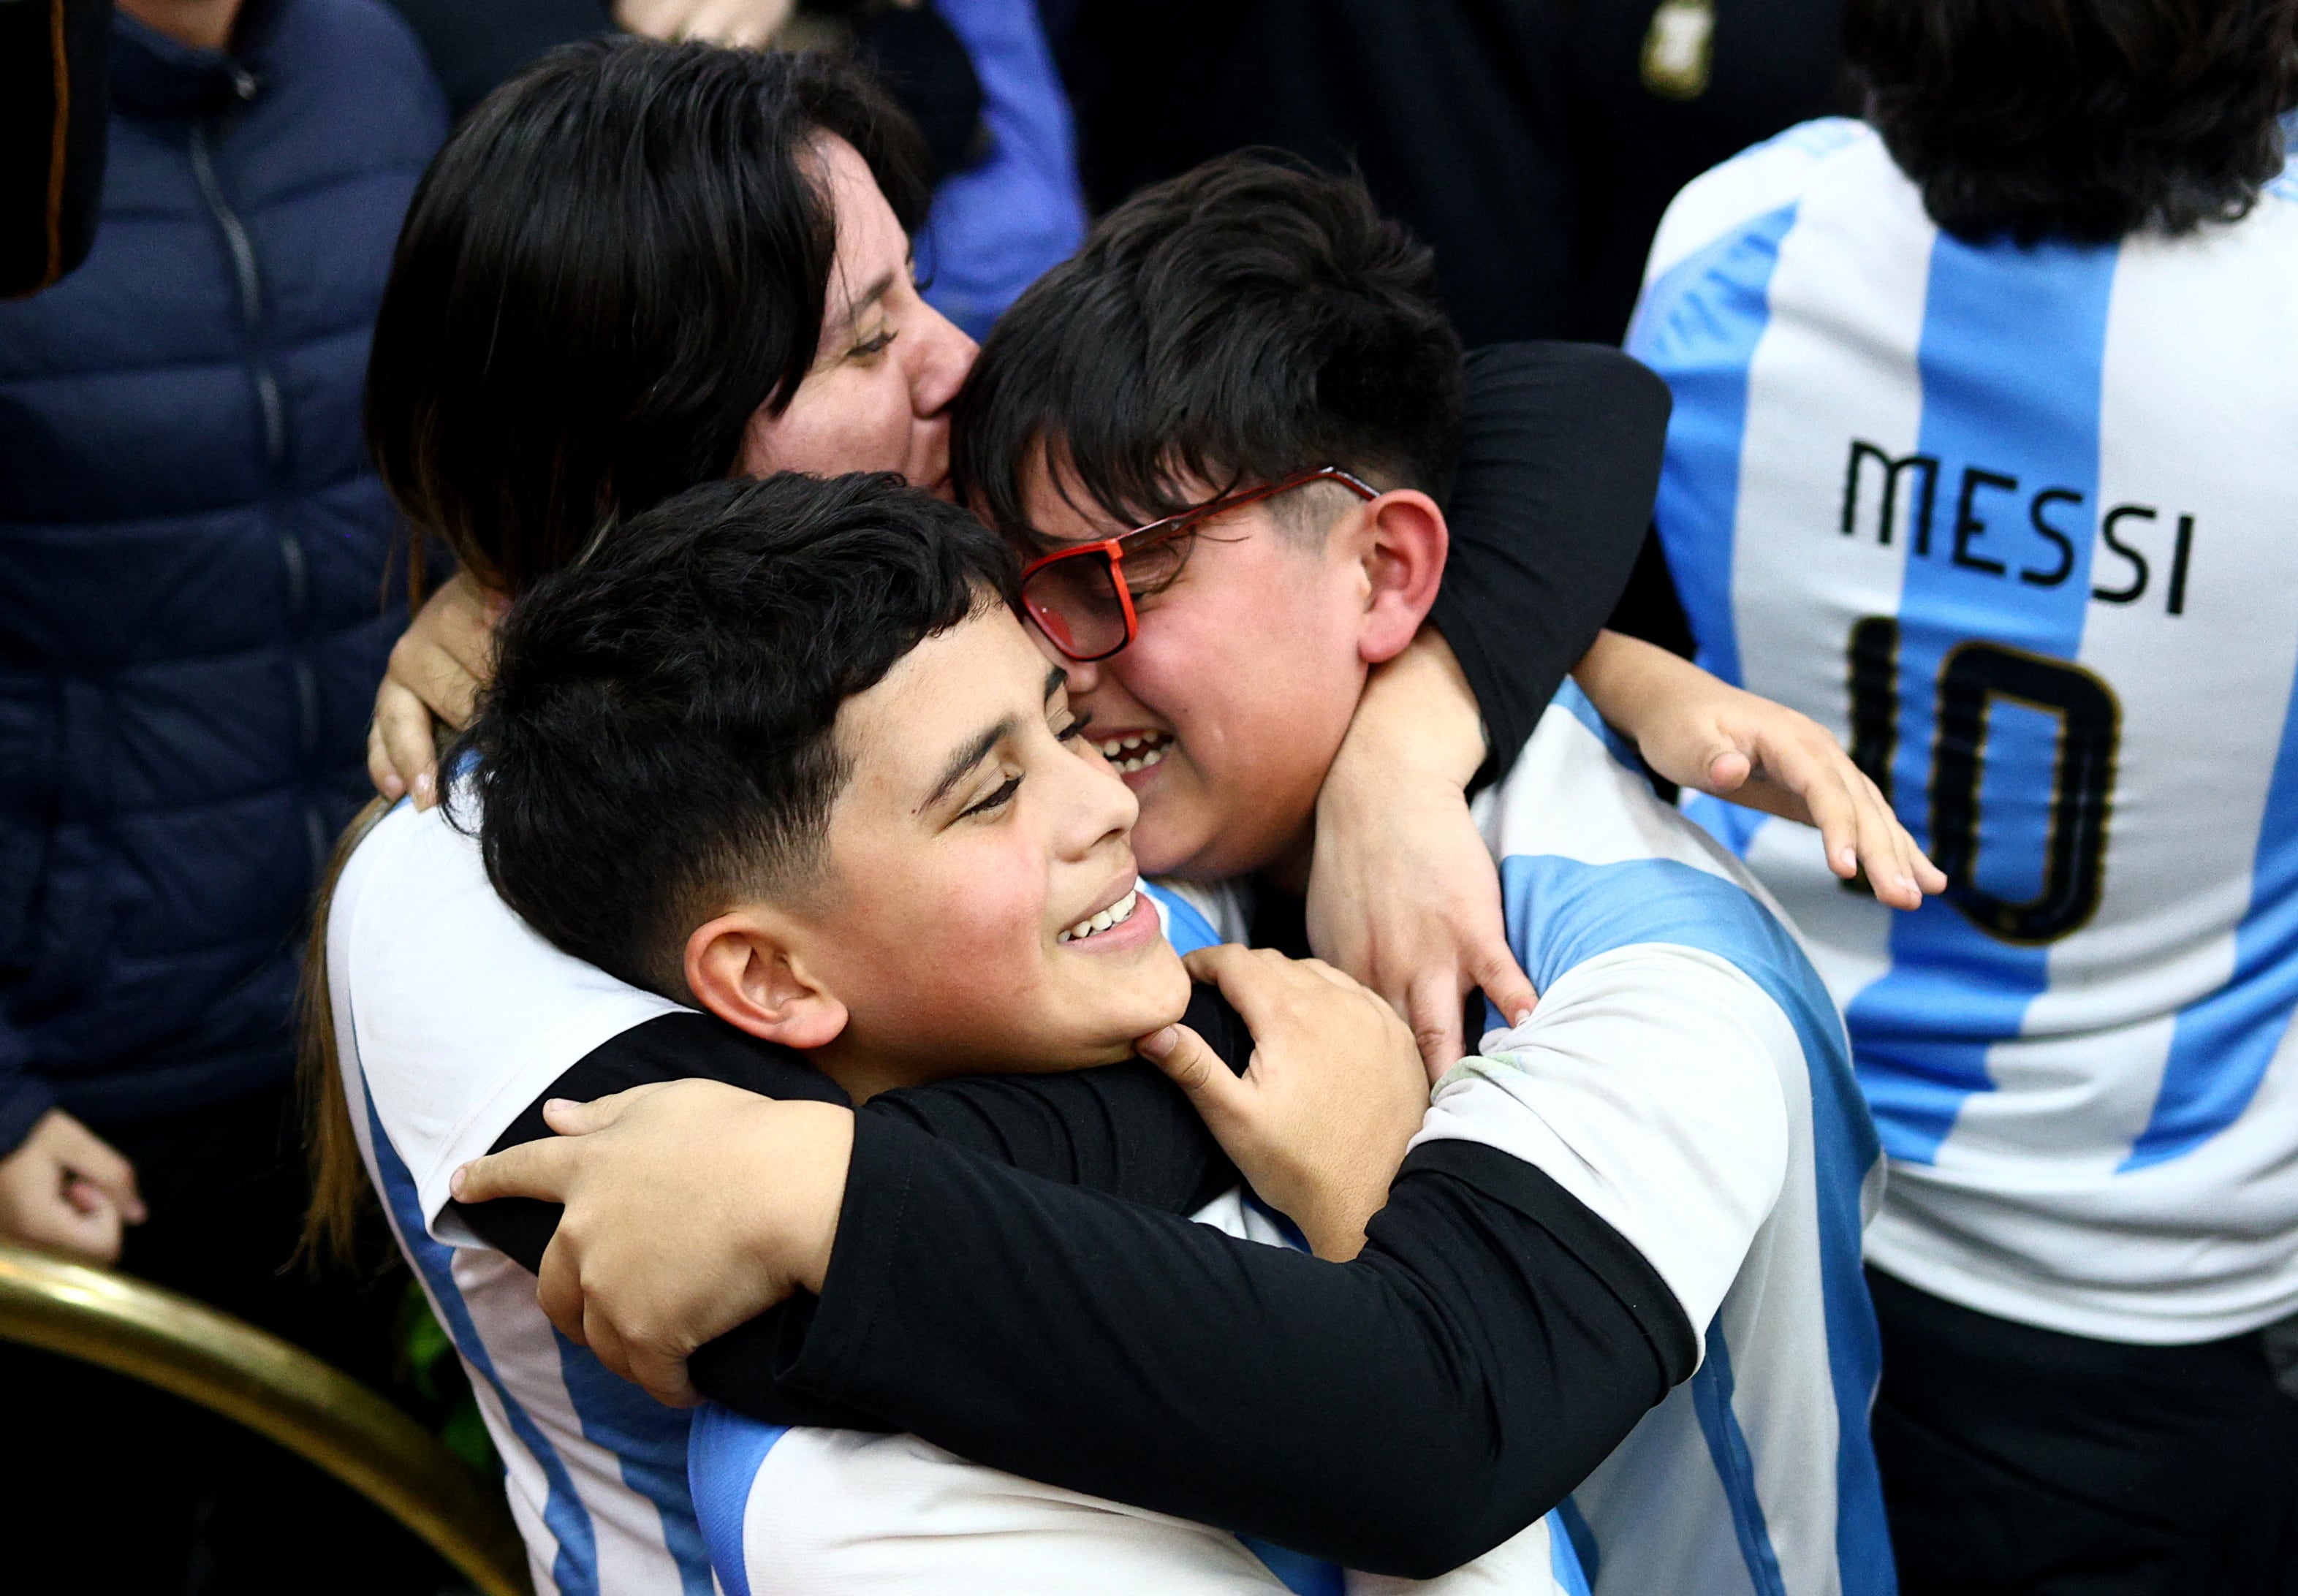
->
xmin=1847 ymin=617 xmax=2121 ymax=946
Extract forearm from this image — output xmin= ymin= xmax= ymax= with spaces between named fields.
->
xmin=1569 ymin=627 xmax=1702 ymax=737
xmin=766 ymin=1119 xmax=1687 ymax=1578
xmin=1431 ymin=343 xmax=1669 ymax=786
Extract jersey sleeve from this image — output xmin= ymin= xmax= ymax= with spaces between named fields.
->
xmin=1413 ymin=942 xmax=1794 ymax=1342
xmin=1433 ymin=342 xmax=1670 ymax=788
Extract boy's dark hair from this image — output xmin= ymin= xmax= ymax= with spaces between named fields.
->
xmin=366 ymin=39 xmax=930 ymax=596
xmin=1846 ymin=0 xmax=2298 ymax=243
xmin=955 ymin=151 xmax=1464 ymax=547
xmin=451 ymin=473 xmax=1020 ymax=998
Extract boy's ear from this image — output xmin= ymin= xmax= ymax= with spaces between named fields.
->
xmin=1349 ymin=488 xmax=1448 ymax=665
xmin=683 ymin=911 xmax=850 ymax=1050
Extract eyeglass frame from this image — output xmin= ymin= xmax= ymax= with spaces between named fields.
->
xmin=1015 ymin=466 xmax=1381 ymax=663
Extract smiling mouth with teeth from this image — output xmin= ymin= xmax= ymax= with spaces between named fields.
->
xmin=1096 ymin=732 xmax=1172 ymax=775
xmin=1057 ymin=887 xmax=1141 ymax=944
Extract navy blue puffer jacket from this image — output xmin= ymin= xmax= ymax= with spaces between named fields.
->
xmin=0 ymin=0 xmax=444 ymax=1152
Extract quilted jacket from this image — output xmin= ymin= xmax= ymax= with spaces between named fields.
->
xmin=0 ymin=0 xmax=444 ymax=1151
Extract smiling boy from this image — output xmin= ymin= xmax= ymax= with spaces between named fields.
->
xmin=462 ymin=159 xmax=1904 ymax=1596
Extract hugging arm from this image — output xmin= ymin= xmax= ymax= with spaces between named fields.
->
xmin=1431 ymin=342 xmax=1670 ymax=787
xmin=452 ymin=990 xmax=1254 ymax=1424
xmin=767 ymin=1122 xmax=1688 ymax=1578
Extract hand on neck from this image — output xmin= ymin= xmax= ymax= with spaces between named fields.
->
xmin=118 ymin=0 xmax=246 ymax=53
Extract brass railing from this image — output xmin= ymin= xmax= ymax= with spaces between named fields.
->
xmin=0 ymin=1245 xmax=531 ymax=1596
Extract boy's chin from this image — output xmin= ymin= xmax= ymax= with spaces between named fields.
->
xmin=1131 ymin=785 xmax=1316 ymax=884
xmin=1080 ymin=945 xmax=1193 ymax=1044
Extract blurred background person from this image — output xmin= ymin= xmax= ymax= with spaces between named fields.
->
xmin=1628 ymin=0 xmax=2298 ymax=1589
xmin=382 ymin=0 xmax=1085 ymax=336
xmin=1055 ymin=0 xmax=1850 ymax=345
xmin=0 ymin=0 xmax=452 ymax=1586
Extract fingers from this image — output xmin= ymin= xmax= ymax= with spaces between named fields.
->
xmin=397 ymin=586 xmax=488 ymax=729
xmin=51 ymin=1119 xmax=144 ymax=1223
xmin=1702 ymin=746 xmax=1754 ymax=794
xmin=624 ymin=1344 xmax=703 ymax=1410
xmin=1757 ymin=730 xmax=1942 ymax=908
xmin=1137 ymin=1024 xmax=1248 ymax=1127
xmin=540 ymin=1083 xmax=675 ymax=1137
xmin=1403 ymin=970 xmax=1463 ymax=1085
xmin=366 ymin=714 xmax=403 ymax=802
xmin=20 ymin=1187 xmax=124 ymax=1265
xmin=371 ymin=679 xmax=440 ymax=808
xmin=1466 ymin=941 xmax=1539 ymax=1032
xmin=1183 ymin=943 xmax=1322 ymax=1039
xmin=534 ymin=1236 xmax=588 ymax=1342
xmin=452 ymin=1137 xmax=580 ymax=1206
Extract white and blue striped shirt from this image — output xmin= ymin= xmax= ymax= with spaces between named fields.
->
xmin=1628 ymin=117 xmax=2298 ymax=1343
xmin=691 ymin=687 xmax=1885 ymax=1596
xmin=332 ymin=799 xmax=710 ymax=1596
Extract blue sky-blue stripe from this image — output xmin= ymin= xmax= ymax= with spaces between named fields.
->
xmin=1848 ymin=232 xmax=2119 ymax=1165
xmin=362 ymin=1083 xmax=600 ymax=1596
xmin=686 ymin=1405 xmax=789 ymax=1596
xmin=1497 ymin=851 xmax=1889 ymax=1593
xmin=1689 ymin=1329 xmax=1786 ymax=1596
xmin=1143 ymin=881 xmax=1222 ymax=955
xmin=2131 ymin=665 xmax=2298 ymax=1167
xmin=1630 ymin=200 xmax=1800 ymax=691
xmin=552 ymin=1336 xmax=714 ymax=1596
xmin=1547 ymin=1508 xmax=1594 ymax=1596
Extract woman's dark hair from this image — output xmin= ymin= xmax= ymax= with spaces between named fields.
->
xmin=452 ymin=473 xmax=1018 ymax=998
xmin=365 ymin=39 xmax=931 ymax=595
xmin=1846 ymin=0 xmax=2298 ymax=243
xmin=955 ymin=151 xmax=1463 ymax=548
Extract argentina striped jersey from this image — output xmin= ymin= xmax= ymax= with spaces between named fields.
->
xmin=330 ymin=799 xmax=710 ymax=1596
xmin=1628 ymin=118 xmax=2298 ymax=1342
xmin=686 ymin=878 xmax=1592 ymax=1596
xmin=1410 ymin=685 xmax=1889 ymax=1596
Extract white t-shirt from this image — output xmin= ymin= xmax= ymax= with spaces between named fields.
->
xmin=1628 ymin=115 xmax=2298 ymax=1343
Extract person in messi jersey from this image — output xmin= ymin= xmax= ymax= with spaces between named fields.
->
xmin=453 ymin=153 xmax=1916 ymax=1596
xmin=1623 ymin=0 xmax=2298 ymax=1589
xmin=321 ymin=42 xmax=1933 ymax=1596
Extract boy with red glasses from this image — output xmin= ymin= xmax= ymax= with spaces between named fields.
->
xmin=460 ymin=154 xmax=1918 ymax=1596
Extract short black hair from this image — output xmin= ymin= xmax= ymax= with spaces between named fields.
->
xmin=1847 ymin=0 xmax=2298 ymax=243
xmin=367 ymin=39 xmax=931 ymax=596
xmin=955 ymin=151 xmax=1464 ymax=547
xmin=451 ymin=474 xmax=1020 ymax=998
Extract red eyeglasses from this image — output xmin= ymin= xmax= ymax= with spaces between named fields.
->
xmin=1017 ymin=466 xmax=1379 ymax=662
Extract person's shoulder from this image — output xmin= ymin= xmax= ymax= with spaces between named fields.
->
xmin=254 ymin=0 xmax=447 ymax=147
xmin=1479 ymin=694 xmax=1841 ymax=1050
xmin=270 ymin=0 xmax=433 ymax=75
xmin=332 ymin=793 xmax=687 ymax=1228
xmin=1641 ymin=118 xmax=1886 ymax=284
xmin=1463 ymin=341 xmax=1673 ymax=441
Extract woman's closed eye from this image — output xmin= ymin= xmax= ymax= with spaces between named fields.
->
xmin=849 ymin=328 xmax=896 ymax=361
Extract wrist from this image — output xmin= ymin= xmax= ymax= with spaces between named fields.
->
xmin=737 ymin=1101 xmax=853 ymax=1297
xmin=1333 ymin=631 xmax=1485 ymax=801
